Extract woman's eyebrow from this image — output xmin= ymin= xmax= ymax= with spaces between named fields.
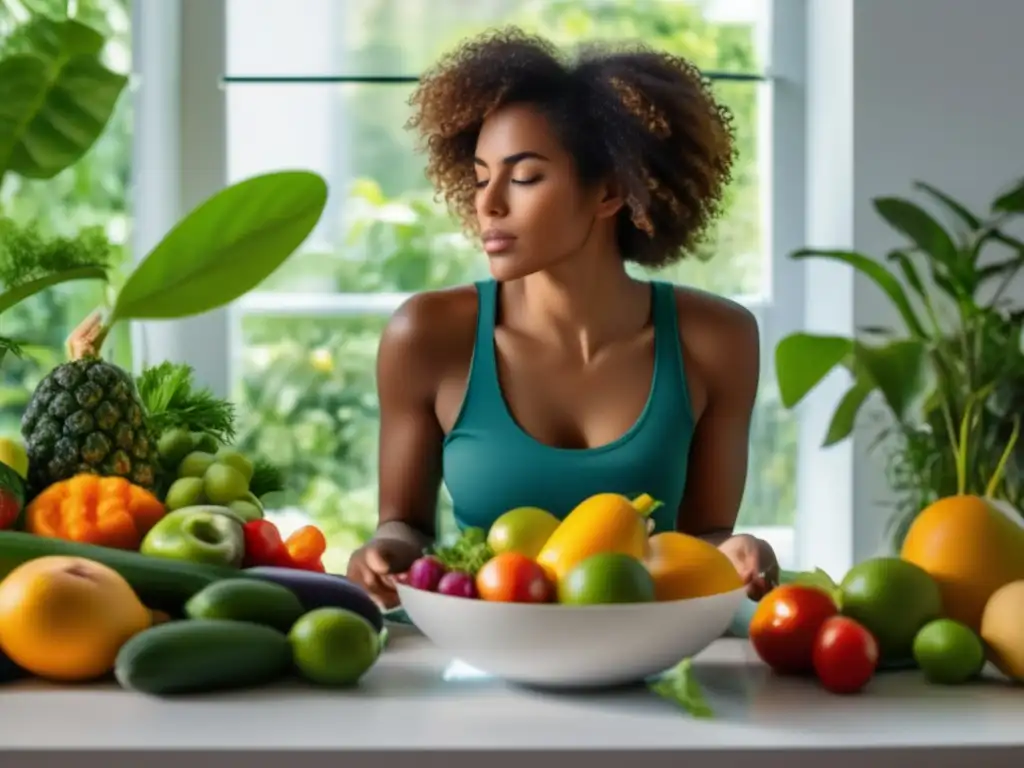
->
xmin=474 ymin=151 xmax=551 ymax=167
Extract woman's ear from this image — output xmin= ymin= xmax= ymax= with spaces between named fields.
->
xmin=594 ymin=178 xmax=625 ymax=220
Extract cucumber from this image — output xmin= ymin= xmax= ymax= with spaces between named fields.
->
xmin=114 ymin=619 xmax=293 ymax=695
xmin=0 ymin=531 xmax=240 ymax=614
xmin=185 ymin=578 xmax=305 ymax=632
xmin=244 ymin=566 xmax=384 ymax=632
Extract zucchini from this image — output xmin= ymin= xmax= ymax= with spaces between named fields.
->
xmin=184 ymin=578 xmax=305 ymax=632
xmin=0 ymin=531 xmax=239 ymax=614
xmin=115 ymin=619 xmax=293 ymax=695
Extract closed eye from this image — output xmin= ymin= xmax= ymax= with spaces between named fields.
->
xmin=475 ymin=176 xmax=542 ymax=189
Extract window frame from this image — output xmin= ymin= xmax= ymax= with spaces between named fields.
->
xmin=133 ymin=0 xmax=808 ymax=564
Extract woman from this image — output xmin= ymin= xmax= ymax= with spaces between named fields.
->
xmin=346 ymin=28 xmax=779 ymax=609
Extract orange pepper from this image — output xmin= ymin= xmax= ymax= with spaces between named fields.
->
xmin=284 ymin=524 xmax=327 ymax=567
xmin=25 ymin=474 xmax=166 ymax=550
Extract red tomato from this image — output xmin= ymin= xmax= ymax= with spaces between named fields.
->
xmin=476 ymin=553 xmax=554 ymax=603
xmin=813 ymin=616 xmax=879 ymax=694
xmin=749 ymin=584 xmax=838 ymax=674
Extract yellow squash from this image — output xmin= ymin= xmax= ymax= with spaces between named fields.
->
xmin=535 ymin=492 xmax=658 ymax=582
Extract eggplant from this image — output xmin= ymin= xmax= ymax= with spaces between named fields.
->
xmin=243 ymin=566 xmax=383 ymax=632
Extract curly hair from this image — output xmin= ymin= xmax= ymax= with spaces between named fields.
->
xmin=406 ymin=27 xmax=737 ymax=268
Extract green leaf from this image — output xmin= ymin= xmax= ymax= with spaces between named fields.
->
xmin=0 ymin=264 xmax=106 ymax=314
xmin=789 ymin=568 xmax=842 ymax=607
xmin=977 ymin=255 xmax=1024 ymax=285
xmin=109 ymin=171 xmax=329 ymax=323
xmin=873 ymin=197 xmax=960 ymax=271
xmin=790 ymin=249 xmax=928 ymax=338
xmin=0 ymin=17 xmax=128 ymax=180
xmin=886 ymin=250 xmax=928 ymax=299
xmin=648 ymin=658 xmax=714 ymax=719
xmin=993 ymin=177 xmax=1024 ymax=214
xmin=853 ymin=339 xmax=931 ymax=423
xmin=823 ymin=379 xmax=873 ymax=446
xmin=913 ymin=181 xmax=981 ymax=231
xmin=775 ymin=333 xmax=854 ymax=409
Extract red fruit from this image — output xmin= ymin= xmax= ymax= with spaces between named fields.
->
xmin=813 ymin=615 xmax=879 ymax=694
xmin=749 ymin=584 xmax=839 ymax=674
xmin=476 ymin=552 xmax=554 ymax=603
xmin=0 ymin=489 xmax=20 ymax=530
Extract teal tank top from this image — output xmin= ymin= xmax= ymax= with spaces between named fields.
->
xmin=441 ymin=279 xmax=695 ymax=535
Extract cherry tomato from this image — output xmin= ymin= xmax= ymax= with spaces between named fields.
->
xmin=813 ymin=615 xmax=879 ymax=694
xmin=475 ymin=552 xmax=554 ymax=603
xmin=749 ymin=584 xmax=838 ymax=674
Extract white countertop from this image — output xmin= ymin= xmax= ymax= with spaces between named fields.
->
xmin=1 ymin=623 xmax=1022 ymax=765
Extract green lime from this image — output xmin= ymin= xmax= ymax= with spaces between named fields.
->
xmin=838 ymin=557 xmax=942 ymax=662
xmin=289 ymin=608 xmax=381 ymax=687
xmin=913 ymin=618 xmax=986 ymax=685
xmin=487 ymin=507 xmax=560 ymax=559
xmin=558 ymin=552 xmax=656 ymax=605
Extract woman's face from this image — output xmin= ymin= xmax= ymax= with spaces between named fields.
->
xmin=473 ymin=102 xmax=620 ymax=281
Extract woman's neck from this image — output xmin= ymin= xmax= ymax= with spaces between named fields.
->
xmin=501 ymin=256 xmax=651 ymax=363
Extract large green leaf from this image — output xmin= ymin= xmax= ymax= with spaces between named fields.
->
xmin=790 ymin=249 xmax=928 ymax=338
xmin=873 ymin=197 xmax=960 ymax=271
xmin=775 ymin=333 xmax=854 ymax=409
xmin=823 ymin=379 xmax=874 ymax=446
xmin=109 ymin=171 xmax=329 ymax=322
xmin=0 ymin=17 xmax=127 ymax=180
xmin=912 ymin=181 xmax=981 ymax=232
xmin=992 ymin=177 xmax=1024 ymax=214
xmin=853 ymin=338 xmax=931 ymax=423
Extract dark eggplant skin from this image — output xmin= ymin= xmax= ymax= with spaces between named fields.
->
xmin=243 ymin=566 xmax=383 ymax=632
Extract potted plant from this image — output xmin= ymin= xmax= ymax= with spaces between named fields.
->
xmin=775 ymin=177 xmax=1024 ymax=548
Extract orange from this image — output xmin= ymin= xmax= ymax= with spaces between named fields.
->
xmin=0 ymin=556 xmax=152 ymax=682
xmin=643 ymin=531 xmax=743 ymax=601
xmin=900 ymin=495 xmax=1024 ymax=632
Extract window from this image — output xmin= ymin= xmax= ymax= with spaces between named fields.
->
xmin=141 ymin=0 xmax=803 ymax=572
xmin=0 ymin=0 xmax=133 ymax=437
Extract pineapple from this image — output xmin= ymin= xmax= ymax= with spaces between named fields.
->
xmin=21 ymin=358 xmax=162 ymax=496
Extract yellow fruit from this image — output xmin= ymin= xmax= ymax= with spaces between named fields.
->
xmin=487 ymin=507 xmax=560 ymax=559
xmin=535 ymin=492 xmax=657 ymax=582
xmin=980 ymin=579 xmax=1024 ymax=682
xmin=900 ymin=495 xmax=1024 ymax=632
xmin=0 ymin=555 xmax=152 ymax=682
xmin=643 ymin=531 xmax=743 ymax=600
xmin=0 ymin=437 xmax=28 ymax=480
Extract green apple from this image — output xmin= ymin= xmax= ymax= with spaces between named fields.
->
xmin=140 ymin=507 xmax=245 ymax=568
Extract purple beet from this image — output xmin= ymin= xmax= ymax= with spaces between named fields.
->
xmin=407 ymin=555 xmax=447 ymax=591
xmin=438 ymin=570 xmax=479 ymax=599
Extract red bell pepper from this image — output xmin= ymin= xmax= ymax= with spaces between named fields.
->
xmin=242 ymin=519 xmax=293 ymax=568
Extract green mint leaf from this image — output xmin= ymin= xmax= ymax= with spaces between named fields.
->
xmin=648 ymin=658 xmax=715 ymax=719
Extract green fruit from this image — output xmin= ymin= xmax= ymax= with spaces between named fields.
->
xmin=487 ymin=506 xmax=560 ymax=559
xmin=178 ymin=451 xmax=216 ymax=478
xmin=227 ymin=499 xmax=263 ymax=522
xmin=157 ymin=428 xmax=195 ymax=467
xmin=289 ymin=607 xmax=381 ymax=687
xmin=174 ymin=504 xmax=249 ymax=526
xmin=215 ymin=448 xmax=254 ymax=483
xmin=192 ymin=432 xmax=220 ymax=454
xmin=140 ymin=507 xmax=245 ymax=568
xmin=558 ymin=552 xmax=656 ymax=605
xmin=839 ymin=557 xmax=943 ymax=662
xmin=913 ymin=618 xmax=986 ymax=685
xmin=203 ymin=462 xmax=249 ymax=504
xmin=184 ymin=578 xmax=305 ymax=633
xmin=243 ymin=491 xmax=264 ymax=511
xmin=164 ymin=477 xmax=206 ymax=510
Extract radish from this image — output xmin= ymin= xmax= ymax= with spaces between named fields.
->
xmin=407 ymin=555 xmax=447 ymax=591
xmin=438 ymin=570 xmax=479 ymax=599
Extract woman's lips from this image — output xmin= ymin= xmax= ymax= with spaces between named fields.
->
xmin=483 ymin=236 xmax=517 ymax=254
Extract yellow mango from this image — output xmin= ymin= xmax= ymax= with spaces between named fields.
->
xmin=644 ymin=531 xmax=743 ymax=600
xmin=535 ymin=492 xmax=658 ymax=582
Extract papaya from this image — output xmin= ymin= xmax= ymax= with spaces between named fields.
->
xmin=535 ymin=492 xmax=658 ymax=582
xmin=900 ymin=495 xmax=1024 ymax=633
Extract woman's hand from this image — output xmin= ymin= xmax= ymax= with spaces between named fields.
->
xmin=718 ymin=533 xmax=779 ymax=601
xmin=346 ymin=537 xmax=422 ymax=610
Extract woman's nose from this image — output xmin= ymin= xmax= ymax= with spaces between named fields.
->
xmin=478 ymin=182 xmax=509 ymax=219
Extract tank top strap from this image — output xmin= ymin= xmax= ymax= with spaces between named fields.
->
xmin=448 ymin=279 xmax=508 ymax=432
xmin=651 ymin=280 xmax=692 ymax=413
xmin=471 ymin=279 xmax=499 ymax=380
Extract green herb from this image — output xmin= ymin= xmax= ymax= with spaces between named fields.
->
xmin=134 ymin=361 xmax=236 ymax=442
xmin=789 ymin=566 xmax=843 ymax=607
xmin=648 ymin=658 xmax=714 ymax=719
xmin=432 ymin=526 xmax=494 ymax=575
xmin=249 ymin=457 xmax=286 ymax=498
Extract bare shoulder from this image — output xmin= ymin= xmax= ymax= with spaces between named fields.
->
xmin=377 ymin=285 xmax=479 ymax=396
xmin=672 ymin=285 xmax=760 ymax=392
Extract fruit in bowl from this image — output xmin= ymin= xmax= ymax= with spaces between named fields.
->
xmin=393 ymin=492 xmax=747 ymax=687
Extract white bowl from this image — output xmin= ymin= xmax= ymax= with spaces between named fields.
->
xmin=395 ymin=583 xmax=747 ymax=688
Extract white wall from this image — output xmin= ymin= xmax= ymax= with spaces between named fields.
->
xmin=796 ymin=0 xmax=1024 ymax=576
